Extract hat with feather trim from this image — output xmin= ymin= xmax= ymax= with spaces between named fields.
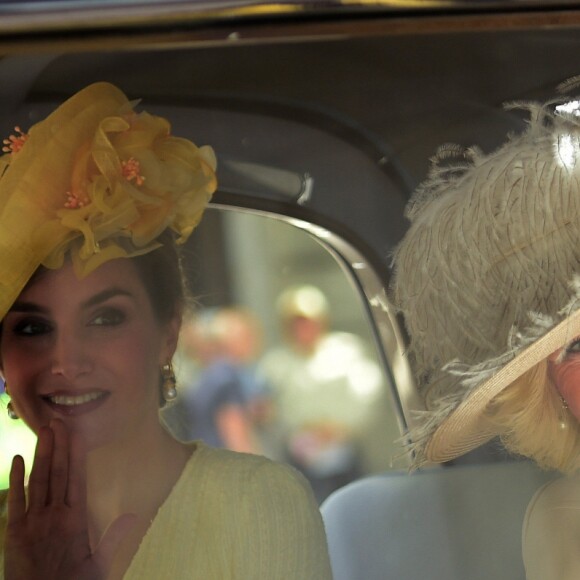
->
xmin=391 ymin=80 xmax=580 ymax=466
xmin=0 ymin=82 xmax=217 ymax=321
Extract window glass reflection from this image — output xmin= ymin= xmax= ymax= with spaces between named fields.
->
xmin=163 ymin=210 xmax=408 ymax=503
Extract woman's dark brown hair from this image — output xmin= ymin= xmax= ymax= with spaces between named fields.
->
xmin=131 ymin=230 xmax=189 ymax=325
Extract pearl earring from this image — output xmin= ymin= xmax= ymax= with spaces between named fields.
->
xmin=4 ymin=383 xmax=18 ymax=420
xmin=559 ymin=396 xmax=569 ymax=431
xmin=161 ymin=362 xmax=177 ymax=402
xmin=7 ymin=401 xmax=18 ymax=420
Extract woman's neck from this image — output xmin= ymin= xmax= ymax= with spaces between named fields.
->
xmin=85 ymin=421 xmax=193 ymax=548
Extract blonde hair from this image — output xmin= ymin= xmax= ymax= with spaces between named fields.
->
xmin=485 ymin=359 xmax=580 ymax=473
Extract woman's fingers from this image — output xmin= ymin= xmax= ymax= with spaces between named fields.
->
xmin=48 ymin=419 xmax=70 ymax=504
xmin=4 ymin=421 xmax=101 ymax=580
xmin=6 ymin=455 xmax=27 ymax=526
xmin=27 ymin=425 xmax=54 ymax=509
xmin=66 ymin=427 xmax=87 ymax=509
xmin=25 ymin=420 xmax=79 ymax=508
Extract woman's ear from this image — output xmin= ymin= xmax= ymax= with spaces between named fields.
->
xmin=160 ymin=311 xmax=183 ymax=363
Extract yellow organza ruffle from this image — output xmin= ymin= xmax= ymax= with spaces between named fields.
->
xmin=0 ymin=82 xmax=216 ymax=320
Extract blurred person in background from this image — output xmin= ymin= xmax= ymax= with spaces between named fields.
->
xmin=258 ymin=285 xmax=382 ymax=503
xmin=164 ymin=308 xmax=264 ymax=454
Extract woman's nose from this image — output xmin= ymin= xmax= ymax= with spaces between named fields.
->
xmin=50 ymin=330 xmax=93 ymax=379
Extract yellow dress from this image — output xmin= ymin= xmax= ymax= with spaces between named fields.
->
xmin=522 ymin=473 xmax=580 ymax=580
xmin=0 ymin=442 xmax=332 ymax=579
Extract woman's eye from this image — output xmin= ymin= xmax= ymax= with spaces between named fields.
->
xmin=90 ymin=309 xmax=126 ymax=327
xmin=13 ymin=319 xmax=52 ymax=336
xmin=565 ymin=338 xmax=580 ymax=355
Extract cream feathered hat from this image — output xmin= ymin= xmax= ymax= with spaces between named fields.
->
xmin=0 ymin=82 xmax=217 ymax=322
xmin=391 ymin=82 xmax=580 ymax=465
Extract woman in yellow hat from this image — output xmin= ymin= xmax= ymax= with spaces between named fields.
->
xmin=0 ymin=82 xmax=331 ymax=579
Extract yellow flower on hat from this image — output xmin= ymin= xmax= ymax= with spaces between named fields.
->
xmin=0 ymin=82 xmax=217 ymax=320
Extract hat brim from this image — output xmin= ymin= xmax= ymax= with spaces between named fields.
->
xmin=424 ymin=307 xmax=580 ymax=463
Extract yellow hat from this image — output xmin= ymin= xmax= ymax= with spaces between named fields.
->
xmin=0 ymin=82 xmax=217 ymax=321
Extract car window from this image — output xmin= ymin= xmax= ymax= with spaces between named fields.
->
xmin=0 ymin=208 xmax=409 ymax=500
xmin=167 ymin=209 xmax=409 ymax=501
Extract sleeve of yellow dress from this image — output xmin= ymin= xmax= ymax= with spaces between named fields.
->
xmin=522 ymin=477 xmax=580 ymax=580
xmin=237 ymin=461 xmax=333 ymax=579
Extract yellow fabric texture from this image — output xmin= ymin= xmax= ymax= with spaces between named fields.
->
xmin=0 ymin=442 xmax=332 ymax=579
xmin=0 ymin=82 xmax=216 ymax=321
xmin=522 ymin=473 xmax=580 ymax=580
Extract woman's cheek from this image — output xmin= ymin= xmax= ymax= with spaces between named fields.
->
xmin=550 ymin=360 xmax=580 ymax=420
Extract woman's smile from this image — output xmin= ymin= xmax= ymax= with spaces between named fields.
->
xmin=42 ymin=390 xmax=110 ymax=416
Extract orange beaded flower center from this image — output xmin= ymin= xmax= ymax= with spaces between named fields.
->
xmin=121 ymin=157 xmax=145 ymax=186
xmin=64 ymin=191 xmax=90 ymax=209
xmin=63 ymin=157 xmax=146 ymax=209
xmin=2 ymin=127 xmax=29 ymax=154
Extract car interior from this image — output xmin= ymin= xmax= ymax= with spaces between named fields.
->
xmin=0 ymin=1 xmax=578 ymax=578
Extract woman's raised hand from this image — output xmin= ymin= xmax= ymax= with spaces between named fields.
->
xmin=4 ymin=419 xmax=134 ymax=580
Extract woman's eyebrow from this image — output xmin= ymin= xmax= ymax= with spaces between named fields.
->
xmin=82 ymin=288 xmax=134 ymax=309
xmin=8 ymin=301 xmax=49 ymax=314
xmin=8 ymin=288 xmax=134 ymax=315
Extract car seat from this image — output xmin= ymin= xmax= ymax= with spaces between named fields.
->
xmin=320 ymin=460 xmax=557 ymax=580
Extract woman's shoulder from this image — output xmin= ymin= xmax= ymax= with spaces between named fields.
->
xmin=194 ymin=442 xmax=311 ymax=494
xmin=526 ymin=472 xmax=580 ymax=512
xmin=524 ymin=473 xmax=580 ymax=533
xmin=181 ymin=444 xmax=322 ymax=537
xmin=182 ymin=444 xmax=332 ymax=579
xmin=523 ymin=474 xmax=580 ymax=579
